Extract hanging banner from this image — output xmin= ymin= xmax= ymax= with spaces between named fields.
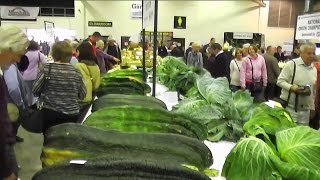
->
xmin=0 ymin=6 xmax=39 ymax=20
xmin=295 ymin=12 xmax=320 ymax=40
xmin=131 ymin=1 xmax=142 ymax=18
xmin=44 ymin=21 xmax=55 ymax=39
xmin=143 ymin=0 xmax=155 ymax=29
xmin=233 ymin=32 xmax=254 ymax=39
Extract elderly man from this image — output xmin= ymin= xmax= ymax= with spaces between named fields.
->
xmin=263 ymin=46 xmax=280 ymax=100
xmin=277 ymin=43 xmax=317 ymax=125
xmin=0 ymin=25 xmax=29 ymax=180
xmin=104 ymin=37 xmax=121 ymax=63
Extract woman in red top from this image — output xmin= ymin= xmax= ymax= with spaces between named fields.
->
xmin=311 ymin=58 xmax=320 ymax=129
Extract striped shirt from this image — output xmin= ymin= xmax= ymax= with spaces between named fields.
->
xmin=33 ymin=63 xmax=86 ymax=115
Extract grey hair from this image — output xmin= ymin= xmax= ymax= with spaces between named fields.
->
xmin=0 ymin=25 xmax=29 ymax=53
xmin=70 ymin=41 xmax=79 ymax=50
xmin=96 ymin=40 xmax=105 ymax=49
xmin=299 ymin=42 xmax=316 ymax=52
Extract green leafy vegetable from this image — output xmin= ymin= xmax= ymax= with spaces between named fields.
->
xmin=243 ymin=104 xmax=296 ymax=136
xmin=270 ymin=154 xmax=320 ymax=180
xmin=232 ymin=90 xmax=254 ymax=120
xmin=276 ymin=126 xmax=320 ymax=171
xmin=222 ymin=136 xmax=281 ymax=180
xmin=223 ymin=126 xmax=320 ymax=180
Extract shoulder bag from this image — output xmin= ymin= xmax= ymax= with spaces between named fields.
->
xmin=21 ymin=63 xmax=52 ymax=133
xmin=249 ymin=58 xmax=263 ymax=92
xmin=234 ymin=59 xmax=240 ymax=72
xmin=278 ymin=60 xmax=296 ymax=108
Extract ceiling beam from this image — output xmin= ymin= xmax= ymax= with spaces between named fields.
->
xmin=252 ymin=0 xmax=266 ymax=7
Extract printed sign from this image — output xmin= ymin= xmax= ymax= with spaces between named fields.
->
xmin=131 ymin=1 xmax=142 ymax=18
xmin=282 ymin=40 xmax=294 ymax=56
xmin=174 ymin=16 xmax=186 ymax=29
xmin=233 ymin=32 xmax=254 ymax=39
xmin=296 ymin=12 xmax=320 ymax=40
xmin=0 ymin=6 xmax=39 ymax=19
xmin=88 ymin=21 xmax=112 ymax=27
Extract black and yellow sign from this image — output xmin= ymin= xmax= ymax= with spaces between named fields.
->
xmin=88 ymin=21 xmax=112 ymax=27
xmin=174 ymin=16 xmax=186 ymax=29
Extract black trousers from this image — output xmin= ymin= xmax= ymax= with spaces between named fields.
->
xmin=4 ymin=145 xmax=18 ymax=177
xmin=265 ymin=82 xmax=276 ymax=100
xmin=42 ymin=108 xmax=78 ymax=134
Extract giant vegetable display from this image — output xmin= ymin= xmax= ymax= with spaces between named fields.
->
xmin=157 ymin=57 xmax=296 ymax=142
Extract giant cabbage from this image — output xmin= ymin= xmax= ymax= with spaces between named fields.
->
xmin=222 ymin=127 xmax=320 ymax=180
xmin=222 ymin=136 xmax=281 ymax=180
xmin=243 ymin=104 xmax=296 ymax=136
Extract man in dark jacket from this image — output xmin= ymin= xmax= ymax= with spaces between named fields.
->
xmin=104 ymin=37 xmax=122 ymax=63
xmin=201 ymin=38 xmax=215 ymax=62
xmin=263 ymin=46 xmax=280 ymax=100
xmin=185 ymin=42 xmax=193 ymax=60
xmin=274 ymin=46 xmax=285 ymax=62
xmin=84 ymin=32 xmax=101 ymax=56
xmin=209 ymin=43 xmax=229 ymax=79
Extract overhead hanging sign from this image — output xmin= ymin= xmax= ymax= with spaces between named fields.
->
xmin=295 ymin=12 xmax=320 ymax=40
xmin=44 ymin=21 xmax=55 ymax=38
xmin=131 ymin=1 xmax=142 ymax=18
xmin=88 ymin=21 xmax=112 ymax=27
xmin=174 ymin=16 xmax=186 ymax=29
xmin=0 ymin=6 xmax=39 ymax=20
xmin=233 ymin=32 xmax=253 ymax=39
xmin=143 ymin=0 xmax=155 ymax=29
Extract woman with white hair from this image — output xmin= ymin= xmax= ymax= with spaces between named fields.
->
xmin=96 ymin=40 xmax=119 ymax=73
xmin=0 ymin=25 xmax=29 ymax=180
xmin=187 ymin=43 xmax=203 ymax=68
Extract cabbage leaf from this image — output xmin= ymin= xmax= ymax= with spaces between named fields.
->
xmin=276 ymin=126 xmax=320 ymax=172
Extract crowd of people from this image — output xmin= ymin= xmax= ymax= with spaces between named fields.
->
xmin=0 ymin=25 xmax=319 ymax=180
xmin=0 ymin=26 xmax=125 ymax=180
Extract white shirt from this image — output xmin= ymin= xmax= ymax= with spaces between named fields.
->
xmin=230 ymin=58 xmax=244 ymax=86
xmin=277 ymin=57 xmax=317 ymax=111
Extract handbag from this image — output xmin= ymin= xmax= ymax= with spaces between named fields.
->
xmin=249 ymin=58 xmax=263 ymax=92
xmin=21 ymin=63 xmax=52 ymax=133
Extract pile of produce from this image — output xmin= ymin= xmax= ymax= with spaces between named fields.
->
xmin=156 ymin=58 xmax=296 ymax=143
xmin=85 ymin=105 xmax=207 ymax=140
xmin=222 ymin=126 xmax=320 ymax=179
xmin=156 ymin=56 xmax=206 ymax=95
xmin=91 ymin=94 xmax=167 ymax=112
xmin=173 ymin=73 xmax=254 ymax=142
xmin=96 ymin=69 xmax=151 ymax=97
xmin=36 ymin=123 xmax=214 ymax=179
